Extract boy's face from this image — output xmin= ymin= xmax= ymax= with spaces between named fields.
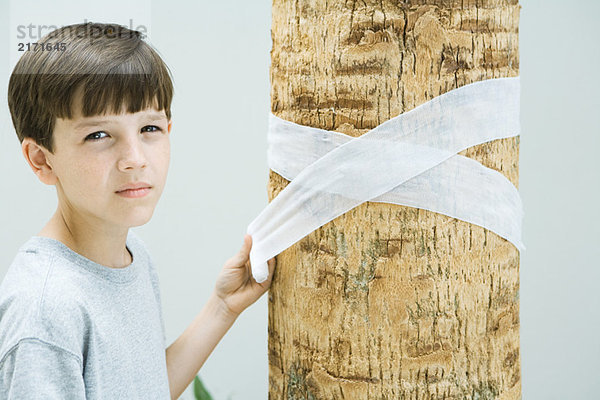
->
xmin=34 ymin=86 xmax=171 ymax=230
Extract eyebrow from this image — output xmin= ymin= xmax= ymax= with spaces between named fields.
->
xmin=73 ymin=112 xmax=168 ymax=130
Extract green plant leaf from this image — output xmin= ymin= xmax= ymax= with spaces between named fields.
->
xmin=193 ymin=375 xmax=213 ymax=400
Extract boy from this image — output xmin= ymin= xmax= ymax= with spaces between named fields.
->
xmin=0 ymin=22 xmax=275 ymax=399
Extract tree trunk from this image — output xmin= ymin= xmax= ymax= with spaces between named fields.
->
xmin=267 ymin=0 xmax=521 ymax=398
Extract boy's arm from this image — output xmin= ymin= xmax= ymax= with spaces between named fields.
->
xmin=165 ymin=234 xmax=275 ymax=400
xmin=165 ymin=291 xmax=238 ymax=400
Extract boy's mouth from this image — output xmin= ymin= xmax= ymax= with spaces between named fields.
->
xmin=115 ymin=182 xmax=152 ymax=192
xmin=116 ymin=187 xmax=152 ymax=198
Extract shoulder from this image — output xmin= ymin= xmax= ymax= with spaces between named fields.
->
xmin=0 ymin=247 xmax=88 ymax=362
xmin=127 ymin=229 xmax=149 ymax=252
xmin=127 ymin=230 xmax=159 ymax=278
xmin=126 ymin=231 xmax=163 ymax=305
xmin=127 ymin=230 xmax=154 ymax=265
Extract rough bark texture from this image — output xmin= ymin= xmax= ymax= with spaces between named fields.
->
xmin=267 ymin=1 xmax=521 ymax=398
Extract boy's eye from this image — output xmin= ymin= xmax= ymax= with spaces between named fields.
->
xmin=85 ymin=131 xmax=108 ymax=141
xmin=141 ymin=125 xmax=162 ymax=133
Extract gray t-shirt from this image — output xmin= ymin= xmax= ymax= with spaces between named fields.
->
xmin=0 ymin=230 xmax=171 ymax=399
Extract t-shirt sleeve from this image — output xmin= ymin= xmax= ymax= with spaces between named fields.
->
xmin=0 ymin=338 xmax=86 ymax=400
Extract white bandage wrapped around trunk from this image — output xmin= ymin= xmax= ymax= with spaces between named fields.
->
xmin=247 ymin=77 xmax=523 ymax=283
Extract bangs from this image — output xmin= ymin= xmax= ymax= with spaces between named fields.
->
xmin=46 ymin=44 xmax=173 ymax=121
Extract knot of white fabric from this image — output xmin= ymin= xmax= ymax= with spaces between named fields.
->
xmin=247 ymin=77 xmax=523 ymax=283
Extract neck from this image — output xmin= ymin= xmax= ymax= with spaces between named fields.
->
xmin=38 ymin=208 xmax=132 ymax=269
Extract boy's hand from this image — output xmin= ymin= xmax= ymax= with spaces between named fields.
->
xmin=213 ymin=234 xmax=276 ymax=318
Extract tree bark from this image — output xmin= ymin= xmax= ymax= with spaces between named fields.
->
xmin=267 ymin=0 xmax=521 ymax=398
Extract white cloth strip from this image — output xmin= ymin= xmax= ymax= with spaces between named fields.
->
xmin=267 ymin=112 xmax=525 ymax=251
xmin=247 ymin=77 xmax=521 ymax=283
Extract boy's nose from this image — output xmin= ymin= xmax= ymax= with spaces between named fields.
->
xmin=117 ymin=137 xmax=147 ymax=170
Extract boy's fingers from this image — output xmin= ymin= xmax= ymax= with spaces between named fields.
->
xmin=243 ymin=234 xmax=252 ymax=252
xmin=267 ymin=257 xmax=276 ymax=278
xmin=237 ymin=235 xmax=252 ymax=263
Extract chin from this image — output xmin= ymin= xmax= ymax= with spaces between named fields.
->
xmin=121 ymin=208 xmax=155 ymax=227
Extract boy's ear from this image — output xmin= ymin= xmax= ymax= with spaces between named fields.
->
xmin=167 ymin=120 xmax=172 ymax=134
xmin=21 ymin=138 xmax=58 ymax=186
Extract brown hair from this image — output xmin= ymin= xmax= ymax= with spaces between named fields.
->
xmin=7 ymin=22 xmax=174 ymax=154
